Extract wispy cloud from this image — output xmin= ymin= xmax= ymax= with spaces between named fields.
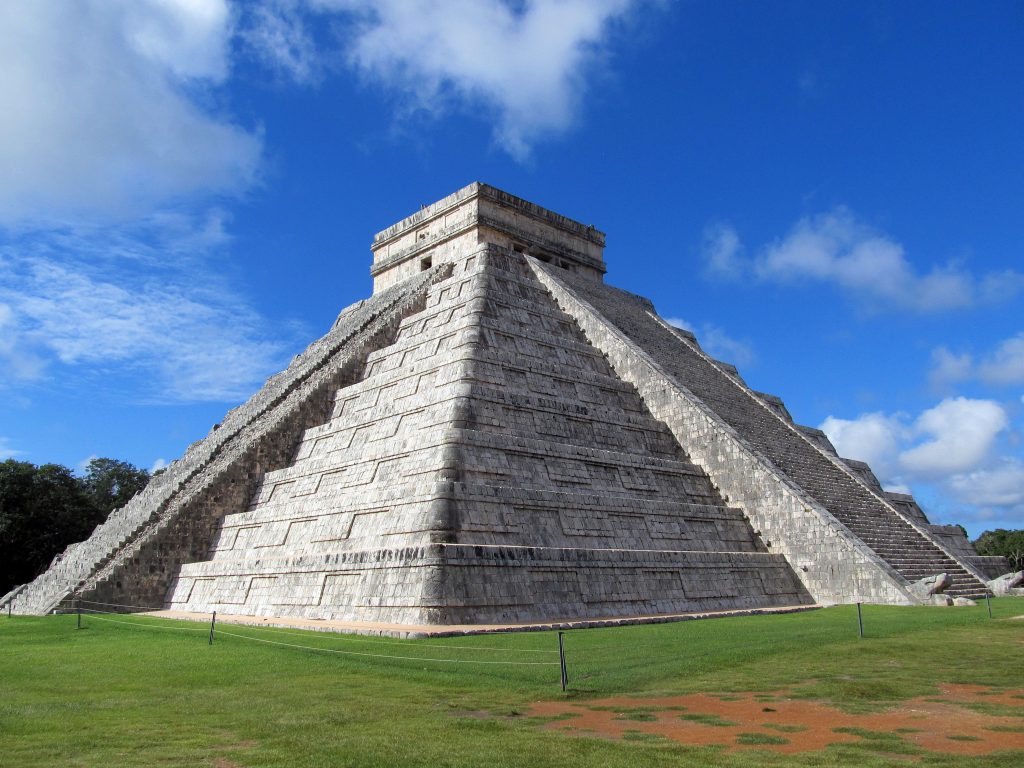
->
xmin=665 ymin=317 xmax=755 ymax=369
xmin=241 ymin=0 xmax=322 ymax=84
xmin=0 ymin=437 xmax=24 ymax=461
xmin=947 ymin=460 xmax=1024 ymax=512
xmin=0 ymin=221 xmax=294 ymax=403
xmin=930 ymin=333 xmax=1024 ymax=390
xmin=702 ymin=208 xmax=1024 ymax=313
xmin=0 ymin=1 xmax=260 ymax=227
xmin=244 ymin=0 xmax=641 ymax=159
xmin=701 ymin=222 xmax=744 ymax=279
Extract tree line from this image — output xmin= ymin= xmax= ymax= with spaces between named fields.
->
xmin=0 ymin=458 xmax=152 ymax=596
xmin=974 ymin=529 xmax=1024 ymax=573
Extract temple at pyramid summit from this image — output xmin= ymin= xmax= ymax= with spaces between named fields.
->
xmin=5 ymin=183 xmax=1013 ymax=629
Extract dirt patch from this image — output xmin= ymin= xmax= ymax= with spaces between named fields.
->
xmin=528 ymin=683 xmax=1024 ymax=755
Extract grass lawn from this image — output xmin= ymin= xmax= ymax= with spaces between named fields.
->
xmin=1 ymin=600 xmax=1022 ymax=767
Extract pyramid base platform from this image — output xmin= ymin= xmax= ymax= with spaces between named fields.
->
xmin=145 ymin=603 xmax=821 ymax=638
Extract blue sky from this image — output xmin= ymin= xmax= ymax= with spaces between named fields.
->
xmin=0 ymin=1 xmax=1021 ymax=537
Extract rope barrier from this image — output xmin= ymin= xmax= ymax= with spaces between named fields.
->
xmin=75 ymin=599 xmax=166 ymax=612
xmin=80 ymin=611 xmax=209 ymax=632
xmin=67 ymin=608 xmax=561 ymax=667
xmin=63 ymin=601 xmax=556 ymax=654
xmin=218 ymin=623 xmax=559 ymax=654
xmin=214 ymin=629 xmax=561 ymax=666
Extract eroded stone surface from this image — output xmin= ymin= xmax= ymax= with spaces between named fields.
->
xmin=988 ymin=571 xmax=1024 ymax=596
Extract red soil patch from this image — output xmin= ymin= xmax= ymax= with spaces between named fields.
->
xmin=529 ymin=683 xmax=1024 ymax=755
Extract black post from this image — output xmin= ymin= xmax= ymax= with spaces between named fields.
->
xmin=76 ymin=600 xmax=81 ymax=630
xmin=986 ymin=592 xmax=992 ymax=619
xmin=209 ymin=611 xmax=217 ymax=645
xmin=558 ymin=631 xmax=568 ymax=691
xmin=856 ymin=602 xmax=864 ymax=639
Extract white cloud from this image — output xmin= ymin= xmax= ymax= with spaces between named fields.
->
xmin=929 ymin=333 xmax=1024 ymax=390
xmin=758 ymin=209 xmax=981 ymax=312
xmin=121 ymin=0 xmax=233 ymax=79
xmin=928 ymin=346 xmax=973 ymax=390
xmin=0 ymin=225 xmax=293 ymax=403
xmin=151 ymin=458 xmax=170 ymax=472
xmin=947 ymin=460 xmax=1024 ymax=510
xmin=0 ymin=1 xmax=261 ymax=226
xmin=0 ymin=301 xmax=47 ymax=382
xmin=296 ymin=0 xmax=638 ymax=159
xmin=820 ymin=411 xmax=905 ymax=481
xmin=701 ymin=222 xmax=743 ymax=279
xmin=821 ymin=397 xmax=1020 ymax=529
xmin=665 ymin=317 xmax=755 ymax=369
xmin=978 ymin=333 xmax=1024 ymax=386
xmin=899 ymin=397 xmax=1007 ymax=476
xmin=823 ymin=397 xmax=1008 ymax=481
xmin=0 ymin=437 xmax=24 ymax=461
xmin=704 ymin=208 xmax=1023 ymax=313
xmin=76 ymin=454 xmax=100 ymax=474
xmin=241 ymin=0 xmax=322 ymax=83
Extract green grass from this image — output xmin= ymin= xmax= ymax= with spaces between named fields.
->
xmin=680 ymin=712 xmax=738 ymax=726
xmin=1 ymin=600 xmax=1023 ymax=767
xmin=735 ymin=732 xmax=789 ymax=745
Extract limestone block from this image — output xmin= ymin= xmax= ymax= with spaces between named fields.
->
xmin=987 ymin=571 xmax=1024 ymax=596
xmin=910 ymin=573 xmax=952 ymax=598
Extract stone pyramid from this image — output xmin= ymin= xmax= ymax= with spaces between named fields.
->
xmin=7 ymin=183 xmax=995 ymax=627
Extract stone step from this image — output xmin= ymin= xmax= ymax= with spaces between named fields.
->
xmin=548 ymin=265 xmax=989 ymax=599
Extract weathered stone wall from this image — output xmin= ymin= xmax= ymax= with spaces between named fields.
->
xmin=970 ymin=556 xmax=1015 ymax=580
xmin=6 ymin=266 xmax=448 ymax=615
xmin=530 ymin=258 xmax=922 ymax=606
xmin=371 ymin=182 xmax=606 ymax=292
xmin=165 ymin=246 xmax=812 ymax=624
xmin=542 ymin=260 xmax=992 ymax=597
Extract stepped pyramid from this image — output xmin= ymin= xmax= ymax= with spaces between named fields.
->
xmin=6 ymin=183 xmax=994 ymax=628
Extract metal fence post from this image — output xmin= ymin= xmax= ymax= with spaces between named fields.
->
xmin=209 ymin=611 xmax=217 ymax=645
xmin=558 ymin=631 xmax=568 ymax=691
xmin=856 ymin=602 xmax=864 ymax=638
xmin=986 ymin=592 xmax=992 ymax=619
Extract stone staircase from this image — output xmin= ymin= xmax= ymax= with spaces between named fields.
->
xmin=3 ymin=266 xmax=448 ymax=615
xmin=549 ymin=269 xmax=987 ymax=600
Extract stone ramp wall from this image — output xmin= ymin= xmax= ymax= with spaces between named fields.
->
xmin=535 ymin=260 xmax=988 ymax=600
xmin=5 ymin=266 xmax=449 ymax=615
xmin=969 ymin=556 xmax=1014 ymax=580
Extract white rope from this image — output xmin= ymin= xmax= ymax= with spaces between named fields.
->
xmin=81 ymin=612 xmax=209 ymax=632
xmin=215 ymin=629 xmax=560 ymax=666
xmin=66 ymin=606 xmax=560 ymax=665
xmin=223 ymin=623 xmax=559 ymax=654
xmin=75 ymin=599 xmax=165 ymax=611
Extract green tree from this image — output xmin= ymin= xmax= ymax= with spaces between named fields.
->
xmin=0 ymin=460 xmax=102 ymax=595
xmin=973 ymin=529 xmax=1024 ymax=572
xmin=0 ymin=457 xmax=151 ymax=596
xmin=80 ymin=458 xmax=150 ymax=517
